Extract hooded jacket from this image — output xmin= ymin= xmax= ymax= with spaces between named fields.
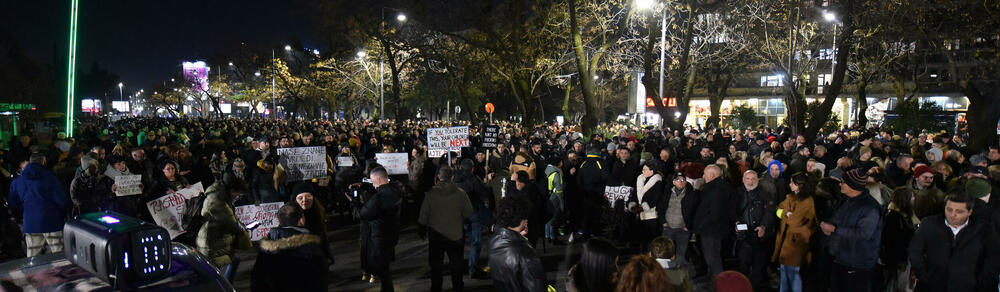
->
xmin=196 ymin=182 xmax=252 ymax=268
xmin=8 ymin=163 xmax=69 ymax=233
xmin=251 ymin=226 xmax=327 ymax=292
xmin=488 ymin=227 xmax=547 ymax=292
xmin=419 ymin=182 xmax=473 ymax=241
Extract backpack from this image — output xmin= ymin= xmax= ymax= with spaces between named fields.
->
xmin=174 ymin=194 xmax=207 ymax=245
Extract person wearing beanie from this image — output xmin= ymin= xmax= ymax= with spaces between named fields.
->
xmin=821 ymin=168 xmax=883 ymax=292
xmin=69 ymin=154 xmax=115 ymax=214
xmin=715 ymin=271 xmax=753 ymax=292
xmin=908 ymin=164 xmax=945 ymax=219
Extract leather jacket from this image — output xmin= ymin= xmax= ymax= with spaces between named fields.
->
xmin=488 ymin=227 xmax=547 ymax=292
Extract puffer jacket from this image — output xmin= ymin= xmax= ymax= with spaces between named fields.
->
xmin=826 ymin=191 xmax=883 ymax=269
xmin=8 ymin=163 xmax=69 ymax=233
xmin=196 ymin=182 xmax=252 ymax=268
xmin=488 ymin=227 xmax=547 ymax=292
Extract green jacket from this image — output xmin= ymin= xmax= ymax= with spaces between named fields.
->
xmin=419 ymin=182 xmax=473 ymax=241
xmin=196 ymin=182 xmax=252 ymax=268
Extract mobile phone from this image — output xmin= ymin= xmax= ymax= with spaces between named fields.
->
xmin=736 ymin=224 xmax=748 ymax=231
xmin=353 ymin=190 xmax=359 ymax=198
xmin=246 ymin=221 xmax=261 ymax=230
xmin=362 ymin=178 xmax=372 ymax=183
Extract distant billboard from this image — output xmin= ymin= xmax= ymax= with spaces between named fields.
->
xmin=182 ymin=61 xmax=209 ymax=92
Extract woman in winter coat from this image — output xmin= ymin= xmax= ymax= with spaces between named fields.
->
xmin=880 ymin=187 xmax=917 ymax=292
xmin=773 ymin=172 xmax=817 ymax=292
xmin=630 ymin=160 xmax=665 ymax=249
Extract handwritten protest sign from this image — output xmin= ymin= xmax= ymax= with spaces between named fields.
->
xmin=375 ymin=153 xmax=409 ymax=175
xmin=481 ymin=125 xmax=500 ymax=149
xmin=277 ymin=146 xmax=328 ymax=181
xmin=114 ymin=175 xmax=143 ymax=196
xmin=427 ymin=126 xmax=469 ymax=150
xmin=604 ymin=185 xmax=633 ymax=206
xmin=336 ymin=156 xmax=354 ymax=167
xmin=428 ymin=149 xmax=461 ymax=158
xmin=235 ymin=202 xmax=283 ymax=241
xmin=146 ymin=183 xmax=204 ymax=239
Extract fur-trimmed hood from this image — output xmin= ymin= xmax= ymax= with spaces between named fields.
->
xmin=259 ymin=233 xmax=322 ymax=252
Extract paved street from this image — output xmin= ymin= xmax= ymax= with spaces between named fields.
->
xmin=230 ymin=220 xmax=584 ymax=291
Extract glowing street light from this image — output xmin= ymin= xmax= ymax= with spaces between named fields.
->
xmin=823 ymin=11 xmax=837 ymax=22
xmin=228 ymin=62 xmax=234 ymax=66
xmin=255 ymin=71 xmax=261 ymax=77
xmin=356 ymin=50 xmax=367 ymax=58
xmin=284 ymin=45 xmax=292 ymax=51
xmin=312 ymin=49 xmax=320 ymax=55
xmin=396 ymin=13 xmax=407 ymax=22
xmin=635 ymin=0 xmax=655 ymax=9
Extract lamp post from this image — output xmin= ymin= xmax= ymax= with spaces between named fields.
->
xmin=824 ymin=11 xmax=838 ymax=81
xmin=637 ymin=0 xmax=667 ymax=123
xmin=377 ymin=8 xmax=406 ymax=121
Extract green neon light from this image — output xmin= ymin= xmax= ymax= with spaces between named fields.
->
xmin=66 ymin=0 xmax=78 ymax=137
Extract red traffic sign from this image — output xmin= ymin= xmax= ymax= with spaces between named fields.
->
xmin=485 ymin=103 xmax=495 ymax=114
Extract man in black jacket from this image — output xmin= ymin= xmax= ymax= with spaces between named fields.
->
xmin=350 ymin=167 xmax=401 ymax=292
xmin=488 ymin=198 xmax=547 ymax=292
xmin=735 ymin=170 xmax=776 ymax=291
xmin=610 ymin=148 xmax=640 ymax=188
xmin=909 ymin=195 xmax=991 ymax=292
xmin=693 ymin=164 xmax=733 ymax=279
xmin=821 ymin=168 xmax=883 ymax=292
xmin=251 ymin=204 xmax=327 ymax=292
xmin=576 ymin=146 xmax=608 ymax=240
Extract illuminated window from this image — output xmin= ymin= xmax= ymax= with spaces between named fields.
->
xmin=760 ymin=75 xmax=784 ymax=87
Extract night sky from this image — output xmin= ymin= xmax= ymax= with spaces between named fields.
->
xmin=1 ymin=0 xmax=319 ymax=94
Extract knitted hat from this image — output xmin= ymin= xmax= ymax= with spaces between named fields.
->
xmin=970 ymin=153 xmax=987 ymax=166
xmin=966 ymin=178 xmax=992 ymax=199
xmin=80 ymin=155 xmax=98 ymax=171
xmin=913 ymin=165 xmax=934 ymax=179
xmin=829 ymin=168 xmax=845 ymax=182
xmin=859 ymin=146 xmax=872 ymax=157
xmin=607 ymin=142 xmax=618 ymax=151
xmin=715 ymin=271 xmax=753 ymax=292
xmin=844 ymin=168 xmax=868 ymax=191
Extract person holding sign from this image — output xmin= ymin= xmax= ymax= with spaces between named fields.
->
xmin=197 ymin=180 xmax=252 ymax=282
xmin=629 ymin=160 xmax=665 ymax=251
xmin=69 ymin=154 xmax=115 ymax=214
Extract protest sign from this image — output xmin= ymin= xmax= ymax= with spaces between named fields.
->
xmin=428 ymin=149 xmax=461 ymax=158
xmin=336 ymin=156 xmax=354 ymax=167
xmin=427 ymin=126 xmax=470 ymax=150
xmin=375 ymin=153 xmax=409 ymax=175
xmin=604 ymin=185 xmax=633 ymax=206
xmin=277 ymin=146 xmax=328 ymax=181
xmin=114 ymin=175 xmax=143 ymax=196
xmin=146 ymin=183 xmax=204 ymax=239
xmin=481 ymin=125 xmax=500 ymax=149
xmin=235 ymin=202 xmax=283 ymax=241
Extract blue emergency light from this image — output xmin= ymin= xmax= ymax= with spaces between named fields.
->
xmin=63 ymin=211 xmax=171 ymax=288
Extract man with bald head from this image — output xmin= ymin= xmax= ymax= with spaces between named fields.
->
xmin=693 ymin=164 xmax=734 ymax=281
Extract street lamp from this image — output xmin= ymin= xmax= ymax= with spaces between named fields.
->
xmin=118 ymin=83 xmax=124 ymax=112
xmin=228 ymin=62 xmax=234 ymax=66
xmin=356 ymin=50 xmax=367 ymax=58
xmin=396 ymin=13 xmax=407 ymax=22
xmin=823 ymin=11 xmax=838 ymax=83
xmin=312 ymin=49 xmax=320 ymax=55
xmin=823 ymin=11 xmax=837 ymax=22
xmin=284 ymin=45 xmax=292 ymax=51
xmin=255 ymin=71 xmax=261 ymax=77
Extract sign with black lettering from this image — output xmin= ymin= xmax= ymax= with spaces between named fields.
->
xmin=277 ymin=146 xmax=328 ymax=181
xmin=482 ymin=125 xmax=500 ymax=149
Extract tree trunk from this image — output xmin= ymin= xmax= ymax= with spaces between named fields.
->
xmin=563 ymin=82 xmax=572 ymax=120
xmin=856 ymin=80 xmax=868 ymax=128
xmin=706 ymin=72 xmax=732 ymax=129
xmin=569 ymin=0 xmax=601 ymax=135
xmin=963 ymin=81 xmax=1000 ymax=152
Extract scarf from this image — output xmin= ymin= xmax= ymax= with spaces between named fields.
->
xmin=636 ymin=174 xmax=662 ymax=203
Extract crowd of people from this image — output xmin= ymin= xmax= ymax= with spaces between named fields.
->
xmin=2 ymin=115 xmax=999 ymax=292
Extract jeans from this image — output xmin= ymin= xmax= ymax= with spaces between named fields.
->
xmin=663 ymin=227 xmax=690 ymax=265
xmin=831 ymin=263 xmax=871 ymax=292
xmin=466 ymin=207 xmax=490 ymax=274
xmin=223 ymin=255 xmax=240 ymax=283
xmin=780 ymin=265 xmax=802 ymax=292
xmin=545 ymin=193 xmax=563 ymax=240
xmin=429 ymin=233 xmax=464 ymax=292
xmin=700 ymin=235 xmax=724 ymax=278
